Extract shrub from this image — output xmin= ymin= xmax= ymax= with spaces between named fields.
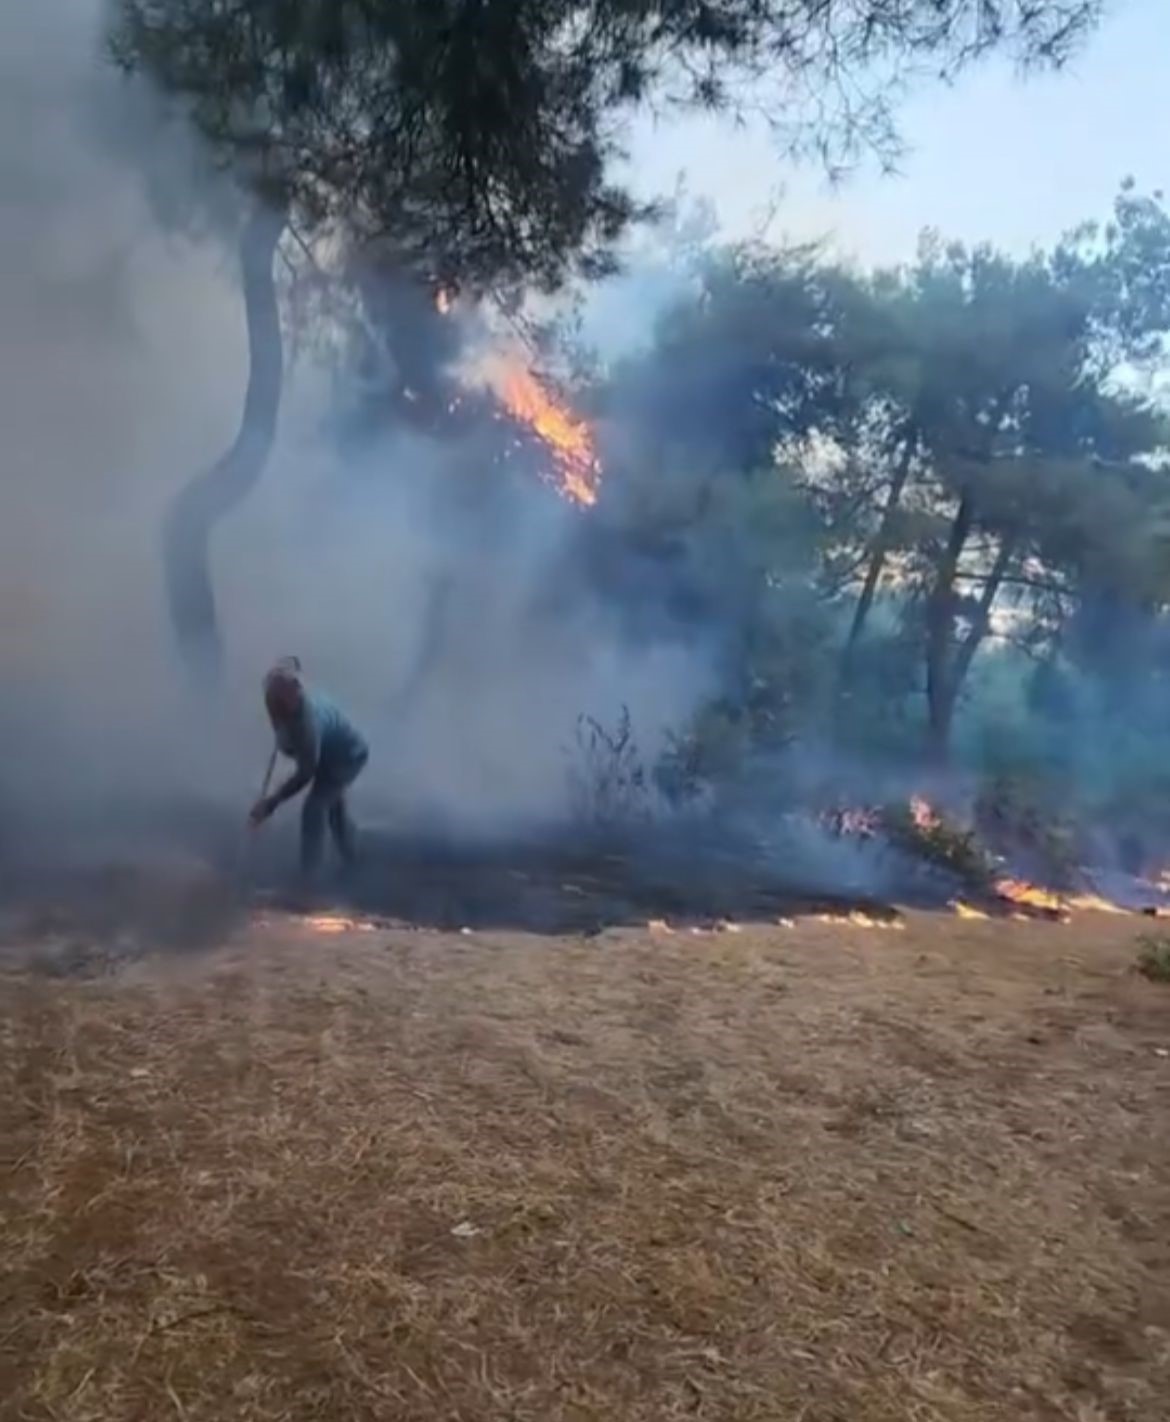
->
xmin=566 ymin=706 xmax=649 ymax=831
xmin=882 ymin=802 xmax=998 ymax=892
xmin=1136 ymin=935 xmax=1170 ymax=983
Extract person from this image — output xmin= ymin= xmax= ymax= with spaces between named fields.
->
xmin=249 ymin=657 xmax=369 ymax=879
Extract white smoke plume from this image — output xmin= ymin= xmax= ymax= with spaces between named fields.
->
xmin=0 ymin=0 xmax=714 ymax=863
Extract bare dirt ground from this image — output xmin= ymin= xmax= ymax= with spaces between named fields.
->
xmin=2 ymin=905 xmax=1169 ymax=1421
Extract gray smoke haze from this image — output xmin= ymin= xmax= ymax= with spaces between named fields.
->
xmin=0 ymin=0 xmax=246 ymax=810
xmin=0 ymin=0 xmax=714 ymax=861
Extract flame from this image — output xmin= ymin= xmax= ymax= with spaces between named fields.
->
xmin=435 ymin=287 xmax=454 ymax=315
xmin=994 ymin=878 xmax=1064 ymax=912
xmin=994 ymin=880 xmax=1129 ymax=918
xmin=910 ymin=795 xmax=940 ymax=830
xmin=1063 ymin=892 xmax=1128 ymax=916
xmin=302 ymin=914 xmax=378 ymax=936
xmin=484 ymin=357 xmax=601 ymax=507
xmin=815 ymin=911 xmax=903 ymax=930
xmin=953 ymin=901 xmax=990 ymax=921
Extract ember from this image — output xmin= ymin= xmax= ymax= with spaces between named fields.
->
xmin=482 ymin=357 xmax=601 ymax=507
xmin=815 ymin=911 xmax=903 ymax=930
xmin=302 ymin=914 xmax=379 ymax=936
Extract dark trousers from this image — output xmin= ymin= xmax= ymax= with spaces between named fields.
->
xmin=300 ymin=750 xmax=368 ymax=877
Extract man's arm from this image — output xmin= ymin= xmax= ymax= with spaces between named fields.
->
xmin=252 ymin=706 xmax=319 ymax=822
xmin=268 ymin=756 xmax=316 ymax=809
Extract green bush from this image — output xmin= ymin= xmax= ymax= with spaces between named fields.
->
xmin=1136 ymin=935 xmax=1170 ymax=984
xmin=882 ymin=802 xmax=998 ymax=892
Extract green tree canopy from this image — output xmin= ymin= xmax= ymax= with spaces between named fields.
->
xmin=106 ymin=0 xmax=1103 ymax=675
xmin=588 ymin=184 xmax=1170 ymax=777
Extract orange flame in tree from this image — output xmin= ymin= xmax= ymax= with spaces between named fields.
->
xmin=484 ymin=357 xmax=601 ymax=507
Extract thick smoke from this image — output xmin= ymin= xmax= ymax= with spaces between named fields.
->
xmin=14 ymin=4 xmax=1134 ymax=918
xmin=0 ymin=1 xmax=247 ymax=816
xmin=0 ymin=0 xmax=714 ymax=871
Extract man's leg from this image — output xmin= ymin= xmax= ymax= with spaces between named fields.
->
xmin=327 ymin=793 xmax=357 ymax=867
xmin=300 ymin=782 xmax=331 ymax=881
xmin=327 ymin=751 xmax=367 ymax=868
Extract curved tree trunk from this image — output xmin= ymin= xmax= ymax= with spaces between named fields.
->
xmin=923 ymin=390 xmax=1017 ymax=760
xmin=925 ymin=514 xmax=1018 ymax=763
xmin=949 ymin=534 xmax=1017 ymax=695
xmin=839 ymin=425 xmax=917 ymax=686
xmin=163 ymin=202 xmax=286 ymax=679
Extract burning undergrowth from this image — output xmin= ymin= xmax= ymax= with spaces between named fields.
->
xmin=817 ymin=787 xmax=1170 ymax=924
xmin=4 ymin=732 xmax=1170 ymax=974
xmin=542 ymin=703 xmax=1170 ymax=931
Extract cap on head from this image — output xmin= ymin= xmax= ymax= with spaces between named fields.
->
xmin=263 ymin=655 xmax=303 ymax=719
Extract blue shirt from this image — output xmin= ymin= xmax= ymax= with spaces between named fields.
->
xmin=274 ymin=690 xmax=368 ymax=782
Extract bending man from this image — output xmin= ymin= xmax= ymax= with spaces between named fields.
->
xmin=250 ymin=657 xmax=369 ymax=879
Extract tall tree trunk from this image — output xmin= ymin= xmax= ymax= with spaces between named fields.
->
xmin=163 ymin=201 xmax=286 ymax=679
xmin=841 ymin=426 xmax=916 ymax=678
xmin=922 ymin=388 xmax=1017 ymax=760
xmin=924 ymin=493 xmax=975 ymax=762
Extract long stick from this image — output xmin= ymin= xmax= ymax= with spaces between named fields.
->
xmin=258 ymin=744 xmax=278 ymax=803
xmin=238 ymin=745 xmax=279 ymax=891
xmin=245 ymin=746 xmax=278 ymax=844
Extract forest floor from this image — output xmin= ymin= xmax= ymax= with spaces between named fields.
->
xmin=2 ymin=890 xmax=1169 ymax=1421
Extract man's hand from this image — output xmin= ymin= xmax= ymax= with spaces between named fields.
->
xmin=249 ymin=795 xmax=275 ymax=828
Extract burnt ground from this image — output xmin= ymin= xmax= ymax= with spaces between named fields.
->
xmin=1 ymin=870 xmax=1170 ymax=1421
xmin=0 ymin=810 xmax=933 ymax=965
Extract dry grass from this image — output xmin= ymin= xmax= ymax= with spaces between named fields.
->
xmin=2 ymin=908 xmax=1169 ymax=1420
